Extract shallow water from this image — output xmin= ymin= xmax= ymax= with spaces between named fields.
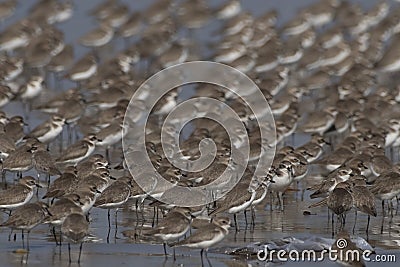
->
xmin=1 ymin=0 xmax=400 ymax=267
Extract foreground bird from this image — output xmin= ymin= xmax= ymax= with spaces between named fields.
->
xmin=94 ymin=176 xmax=132 ymax=230
xmin=0 ymin=201 xmax=50 ymax=249
xmin=171 ymin=217 xmax=231 ymax=266
xmin=61 ymin=212 xmax=89 ymax=264
xmin=141 ymin=207 xmax=193 ymax=260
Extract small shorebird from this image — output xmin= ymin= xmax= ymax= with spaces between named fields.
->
xmin=76 ymin=154 xmax=109 ymax=178
xmin=209 ymin=181 xmax=257 ymax=230
xmin=314 ymin=144 xmax=356 ymax=172
xmin=350 ymin=177 xmax=377 ymax=233
xmin=79 ymin=24 xmax=114 ymax=47
xmin=61 ymin=212 xmax=89 ymax=264
xmin=295 ymin=134 xmax=330 ymax=163
xmin=0 ymin=176 xmax=40 ymax=214
xmin=0 ymin=84 xmax=14 ymax=108
xmin=215 ymin=0 xmax=241 ymax=20
xmin=65 ymin=53 xmax=97 ymax=82
xmin=29 ymin=142 xmax=61 ymax=179
xmin=78 ymin=168 xmax=114 ymax=195
xmin=43 ymin=167 xmax=79 ymax=200
xmin=376 ymin=33 xmax=400 ymax=72
xmin=18 ymin=76 xmax=45 ymax=102
xmin=4 ymin=116 xmax=26 ymax=144
xmin=0 ymin=124 xmax=15 ymax=160
xmin=268 ymin=160 xmax=294 ymax=211
xmin=170 ymin=217 xmax=231 ymax=267
xmin=95 ymin=119 xmax=126 ymax=161
xmin=309 ymin=166 xmax=354 ymax=199
xmin=27 ymin=114 xmax=66 ymax=143
xmin=47 ymin=44 xmax=74 ymax=73
xmin=2 ymin=138 xmax=37 ymax=176
xmin=310 ymin=182 xmax=353 ymax=232
xmin=44 ymin=194 xmax=83 ymax=245
xmin=117 ymin=12 xmax=142 ymax=39
xmin=299 ymin=107 xmax=338 ymax=135
xmin=141 ymin=207 xmax=192 ymax=260
xmin=0 ymin=201 xmax=50 ymax=249
xmin=56 ymin=134 xmax=100 ymax=166
xmin=94 ymin=176 xmax=132 ymax=230
xmin=370 ymin=171 xmax=400 ymax=217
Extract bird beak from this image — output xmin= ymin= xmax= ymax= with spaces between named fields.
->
xmin=110 ymin=176 xmax=117 ymax=180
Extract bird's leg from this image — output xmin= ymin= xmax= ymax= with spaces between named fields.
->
xmin=251 ymin=207 xmax=256 ymax=227
xmin=107 ymin=209 xmax=111 ymax=228
xmin=27 ymin=231 xmax=30 ymax=251
xmin=382 ymin=200 xmax=385 ymax=217
xmin=205 ymin=249 xmax=212 ymax=267
xmin=389 ymin=200 xmax=394 ymax=217
xmin=106 ymin=147 xmax=110 ymax=163
xmin=68 ymin=243 xmax=71 ymax=263
xmin=234 ymin=213 xmax=238 ymax=232
xmin=353 ymin=210 xmax=357 ymax=234
xmin=278 ymin=192 xmax=284 ymax=211
xmin=114 ymin=209 xmax=118 ymax=241
xmin=7 ymin=229 xmax=13 ymax=241
xmin=163 ymin=243 xmax=167 ymax=258
xmin=200 ymin=249 xmax=204 ymax=267
xmin=78 ymin=242 xmax=83 ymax=264
xmin=22 ymin=230 xmax=25 ymax=249
xmin=52 ymin=226 xmax=59 ymax=246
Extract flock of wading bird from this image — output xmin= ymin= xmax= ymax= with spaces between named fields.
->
xmin=0 ymin=0 xmax=400 ymax=265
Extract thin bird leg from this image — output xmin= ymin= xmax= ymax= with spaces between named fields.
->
xmin=78 ymin=242 xmax=83 ymax=264
xmin=68 ymin=243 xmax=71 ymax=263
xmin=107 ymin=209 xmax=111 ymax=228
xmin=205 ymin=249 xmax=212 ymax=266
xmin=200 ymin=249 xmax=204 ymax=267
xmin=52 ymin=226 xmax=59 ymax=245
xmin=234 ymin=213 xmax=238 ymax=232
xmin=22 ymin=230 xmax=25 ymax=248
xmin=8 ymin=229 xmax=13 ymax=241
xmin=27 ymin=231 xmax=30 ymax=251
xmin=163 ymin=242 xmax=167 ymax=258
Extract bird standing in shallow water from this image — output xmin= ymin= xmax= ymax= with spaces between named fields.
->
xmin=170 ymin=217 xmax=232 ymax=267
xmin=61 ymin=212 xmax=89 ymax=264
xmin=140 ymin=207 xmax=193 ymax=260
